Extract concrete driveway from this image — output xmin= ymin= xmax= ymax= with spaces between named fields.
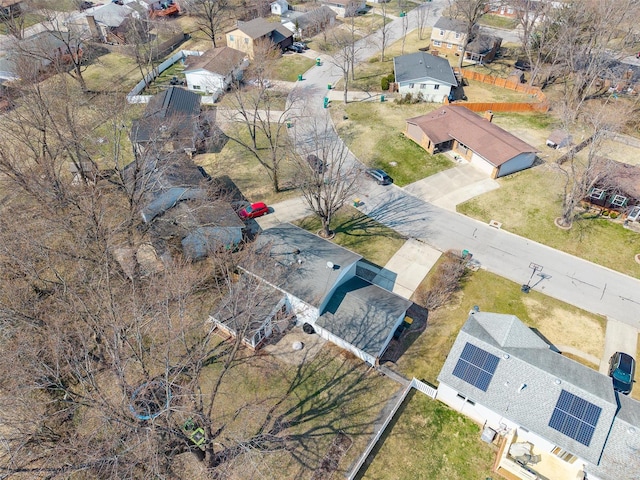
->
xmin=404 ymin=161 xmax=500 ymax=211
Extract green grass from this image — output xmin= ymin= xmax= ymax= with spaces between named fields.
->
xmin=331 ymin=102 xmax=455 ymax=186
xmin=83 ymin=52 xmax=143 ymax=93
xmin=273 ymin=55 xmax=316 ymax=82
xmin=362 ymin=392 xmax=496 ymax=480
xmin=478 ymin=14 xmax=517 ymax=30
xmin=296 ymin=207 xmax=406 ymax=266
xmin=141 ymin=61 xmax=185 ymax=95
xmin=399 ymin=268 xmax=606 ymax=385
xmin=457 ymin=165 xmax=640 ymax=278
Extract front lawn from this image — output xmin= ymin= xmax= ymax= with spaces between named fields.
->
xmin=296 ymin=206 xmax=406 ymax=266
xmin=399 ymin=268 xmax=606 ymax=385
xmin=478 ymin=14 xmax=517 ymax=30
xmin=273 ymin=54 xmax=316 ymax=82
xmin=330 ymin=102 xmax=455 ymax=186
xmin=361 ymin=392 xmax=496 ymax=480
xmin=457 ymin=164 xmax=640 ymax=278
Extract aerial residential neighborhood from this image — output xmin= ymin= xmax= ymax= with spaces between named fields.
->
xmin=0 ymin=0 xmax=640 ymax=479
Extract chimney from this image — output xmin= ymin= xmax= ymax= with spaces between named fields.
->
xmin=484 ymin=110 xmax=493 ymax=122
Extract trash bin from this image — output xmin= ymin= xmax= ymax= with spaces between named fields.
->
xmin=286 ymin=120 xmax=292 ymax=128
xmin=380 ymin=95 xmax=385 ymax=102
xmin=297 ymin=74 xmax=303 ymax=81
xmin=316 ymin=58 xmax=321 ymax=66
xmin=327 ymin=84 xmax=332 ymax=90
xmin=399 ymin=11 xmax=406 ymax=17
xmin=323 ymin=97 xmax=329 ymax=108
xmin=462 ymin=249 xmax=469 ymax=258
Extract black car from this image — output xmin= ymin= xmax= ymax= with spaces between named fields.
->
xmin=287 ymin=44 xmax=303 ymax=53
xmin=293 ymin=41 xmax=308 ymax=50
xmin=366 ymin=168 xmax=393 ymax=185
xmin=609 ymin=351 xmax=636 ymax=394
xmin=306 ymin=154 xmax=326 ymax=174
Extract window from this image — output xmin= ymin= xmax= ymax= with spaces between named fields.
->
xmin=434 ymin=84 xmax=440 ymax=90
xmin=455 ymin=393 xmax=476 ymax=405
xmin=455 ymin=32 xmax=461 ymax=39
xmin=420 ymin=84 xmax=426 ymax=89
xmin=447 ymin=43 xmax=453 ymax=49
xmin=193 ymin=85 xmax=201 ymax=90
xmin=439 ymin=29 xmax=444 ymax=36
xmin=433 ymin=40 xmax=441 ymax=47
xmin=229 ymin=35 xmax=234 ymax=41
xmin=589 ymin=188 xmax=606 ymax=200
xmin=611 ymin=194 xmax=628 ymax=207
xmin=409 ymin=83 xmax=414 ymax=88
xmin=458 ymin=45 xmax=463 ymax=51
xmin=244 ymin=37 xmax=249 ymax=44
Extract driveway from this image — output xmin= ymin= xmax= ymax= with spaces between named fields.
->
xmin=404 ymin=161 xmax=500 ymax=211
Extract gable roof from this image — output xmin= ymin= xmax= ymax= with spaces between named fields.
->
xmin=297 ymin=6 xmax=337 ymax=28
xmin=247 ymin=223 xmax=362 ymax=307
xmin=317 ymin=276 xmax=411 ymax=358
xmin=89 ymin=2 xmax=136 ymax=27
xmin=131 ymin=87 xmax=201 ymax=144
xmin=466 ymin=32 xmax=501 ymax=55
xmin=406 ymin=106 xmax=538 ymax=166
xmin=185 ymin=47 xmax=245 ymax=75
xmin=393 ymin=52 xmax=457 ymax=86
xmin=231 ymin=17 xmax=292 ymax=40
xmin=433 ymin=16 xmax=468 ymax=33
xmin=438 ymin=312 xmax=623 ymax=466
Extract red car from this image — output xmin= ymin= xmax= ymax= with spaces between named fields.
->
xmin=238 ymin=202 xmax=269 ymax=219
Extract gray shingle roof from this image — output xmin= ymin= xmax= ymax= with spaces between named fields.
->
xmin=248 ymin=223 xmax=362 ymax=307
xmin=233 ymin=17 xmax=292 ymax=40
xmin=185 ymin=46 xmax=245 ymax=75
xmin=317 ymin=276 xmax=411 ymax=358
xmin=89 ymin=3 xmax=136 ymax=27
xmin=393 ymin=52 xmax=457 ymax=86
xmin=438 ymin=312 xmax=619 ymax=465
xmin=433 ymin=16 xmax=468 ymax=33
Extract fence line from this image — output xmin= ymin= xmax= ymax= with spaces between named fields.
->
xmin=456 ymin=101 xmax=549 ymax=113
xmin=126 ymin=50 xmax=204 ymax=103
xmin=346 ymin=378 xmax=437 ymax=479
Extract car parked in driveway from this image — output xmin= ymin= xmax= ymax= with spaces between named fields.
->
xmin=366 ymin=168 xmax=393 ymax=185
xmin=293 ymin=42 xmax=308 ymax=50
xmin=287 ymin=44 xmax=303 ymax=53
xmin=306 ymin=154 xmax=326 ymax=174
xmin=609 ymin=351 xmax=636 ymax=394
xmin=238 ymin=202 xmax=269 ymax=219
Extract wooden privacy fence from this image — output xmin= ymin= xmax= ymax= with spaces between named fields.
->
xmin=453 ymin=68 xmax=550 ymax=113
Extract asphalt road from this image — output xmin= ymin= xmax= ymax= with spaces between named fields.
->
xmin=288 ymin=2 xmax=640 ymax=328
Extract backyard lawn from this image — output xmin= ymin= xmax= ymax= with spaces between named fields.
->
xmin=360 ymin=392 xmax=496 ymax=480
xmin=296 ymin=206 xmax=406 ymax=266
xmin=457 ymin=164 xmax=640 ymax=278
xmin=398 ymin=268 xmax=606 ymax=385
xmin=198 ymin=343 xmax=401 ymax=479
xmin=330 ymin=102 xmax=455 ymax=186
xmin=83 ymin=52 xmax=143 ymax=93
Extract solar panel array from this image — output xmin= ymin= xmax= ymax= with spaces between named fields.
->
xmin=452 ymin=342 xmax=499 ymax=392
xmin=548 ymin=390 xmax=602 ymax=447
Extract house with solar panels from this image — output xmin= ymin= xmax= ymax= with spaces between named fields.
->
xmin=437 ymin=311 xmax=640 ymax=480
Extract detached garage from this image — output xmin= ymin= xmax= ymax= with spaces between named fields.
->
xmin=405 ymin=106 xmax=538 ymax=178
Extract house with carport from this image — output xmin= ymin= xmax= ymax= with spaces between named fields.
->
xmin=393 ymin=51 xmax=457 ymax=102
xmin=437 ymin=311 xmax=640 ymax=480
xmin=217 ymin=223 xmax=412 ymax=364
xmin=405 ymin=106 xmax=538 ymax=178
xmin=184 ymin=47 xmax=247 ymax=96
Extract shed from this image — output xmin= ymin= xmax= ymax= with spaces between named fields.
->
xmin=270 ymin=0 xmax=288 ymax=15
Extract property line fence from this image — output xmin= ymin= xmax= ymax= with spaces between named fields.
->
xmin=126 ymin=50 xmax=204 ymax=103
xmin=346 ymin=378 xmax=437 ymax=480
xmin=453 ymin=68 xmax=550 ymax=113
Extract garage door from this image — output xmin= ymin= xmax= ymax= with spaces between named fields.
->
xmin=469 ymin=153 xmax=496 ymax=176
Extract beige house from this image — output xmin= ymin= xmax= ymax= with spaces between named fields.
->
xmin=225 ymin=17 xmax=293 ymax=59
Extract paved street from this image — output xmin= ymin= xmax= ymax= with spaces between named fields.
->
xmin=284 ymin=2 xmax=640 ymax=331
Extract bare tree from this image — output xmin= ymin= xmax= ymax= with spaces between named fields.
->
xmin=292 ymin=113 xmax=361 ymax=237
xmin=327 ymin=30 xmax=356 ymax=104
xmin=185 ymin=0 xmax=230 ymax=47
xmin=416 ymin=0 xmax=432 ymax=41
xmin=378 ymin=1 xmax=392 ymax=62
xmin=449 ymin=0 xmax=486 ymax=68
xmin=223 ymin=41 xmax=300 ymax=192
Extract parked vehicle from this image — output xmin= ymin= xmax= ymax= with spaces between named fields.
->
xmin=238 ymin=202 xmax=269 ymax=219
xmin=247 ymin=79 xmax=272 ymax=89
xmin=306 ymin=154 xmax=326 ymax=174
xmin=366 ymin=168 xmax=393 ymax=185
xmin=608 ymin=351 xmax=636 ymax=394
xmin=287 ymin=44 xmax=303 ymax=53
xmin=293 ymin=42 xmax=308 ymax=50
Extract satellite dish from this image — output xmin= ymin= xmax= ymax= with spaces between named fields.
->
xmin=326 ymin=261 xmax=334 ymax=269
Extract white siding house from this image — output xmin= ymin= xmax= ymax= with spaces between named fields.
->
xmin=270 ymin=0 xmax=288 ymax=15
xmin=184 ymin=47 xmax=247 ymax=96
xmin=393 ymin=52 xmax=457 ymax=102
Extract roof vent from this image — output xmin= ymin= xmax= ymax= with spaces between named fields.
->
xmin=518 ymin=383 xmax=527 ymax=392
xmin=555 ymin=379 xmax=561 ymax=385
xmin=326 ymin=261 xmax=334 ymax=269
xmin=503 ymin=354 xmax=510 ymax=359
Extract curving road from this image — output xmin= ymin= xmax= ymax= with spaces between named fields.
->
xmin=286 ymin=3 xmax=640 ymax=328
